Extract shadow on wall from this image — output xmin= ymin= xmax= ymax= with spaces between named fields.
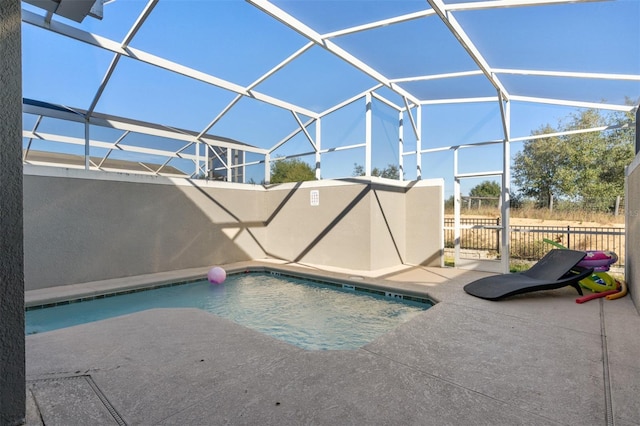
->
xmin=24 ymin=170 xmax=443 ymax=290
xmin=24 ymin=175 xmax=259 ymax=290
xmin=292 ymin=185 xmax=371 ymax=263
xmin=261 ymin=178 xmax=441 ymax=271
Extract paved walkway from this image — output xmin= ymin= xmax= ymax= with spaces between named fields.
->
xmin=25 ymin=262 xmax=640 ymax=425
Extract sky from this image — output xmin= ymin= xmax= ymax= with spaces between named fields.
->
xmin=20 ymin=0 xmax=640 ymax=197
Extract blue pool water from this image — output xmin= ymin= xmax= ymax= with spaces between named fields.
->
xmin=26 ymin=272 xmax=431 ymax=350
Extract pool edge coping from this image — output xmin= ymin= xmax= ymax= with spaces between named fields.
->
xmin=25 ymin=263 xmax=438 ymax=310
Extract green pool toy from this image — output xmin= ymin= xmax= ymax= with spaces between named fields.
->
xmin=578 ymin=271 xmax=618 ymax=293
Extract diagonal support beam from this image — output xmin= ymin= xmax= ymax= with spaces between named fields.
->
xmin=23 ymin=115 xmax=43 ymax=162
xmin=510 ymin=95 xmax=636 ymax=112
xmin=155 ymin=140 xmax=193 ymax=175
xmin=402 ymin=97 xmax=420 ymax=140
xmin=87 ymin=0 xmax=159 ymax=116
xmin=445 ymin=0 xmax=611 ymax=12
xmin=247 ymin=0 xmax=421 ymax=106
xmin=98 ymin=130 xmax=129 ymax=168
xmin=209 ymin=146 xmax=228 ymax=169
xmin=291 ymin=111 xmax=318 ymax=152
xmin=498 ymin=91 xmax=510 ymax=141
xmin=322 ymin=9 xmax=436 ymax=39
xmin=426 ymin=0 xmax=510 ymax=100
xmin=492 ymin=68 xmax=640 ymax=81
xmin=269 ymin=117 xmax=316 ymax=154
xmin=197 ymin=42 xmax=315 ymax=139
xmin=22 ymin=9 xmax=318 ymax=118
xmin=197 ymin=94 xmax=243 ymax=139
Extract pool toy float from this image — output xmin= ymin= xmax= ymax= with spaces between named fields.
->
xmin=576 ymin=288 xmax=620 ymax=304
xmin=579 ymin=271 xmax=618 ymax=293
xmin=576 ymin=250 xmax=618 ymax=272
xmin=576 ymin=276 xmax=627 ymax=303
xmin=207 ymin=266 xmax=227 ymax=284
xmin=605 ymin=278 xmax=627 ymax=300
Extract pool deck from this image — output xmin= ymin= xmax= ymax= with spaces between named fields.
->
xmin=25 ymin=261 xmax=640 ymax=425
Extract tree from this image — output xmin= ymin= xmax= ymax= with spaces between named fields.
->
xmin=512 ymin=108 xmax=634 ymax=211
xmin=269 ymin=158 xmax=316 ymax=183
xmin=445 ymin=195 xmax=455 ymax=210
xmin=583 ymin=107 xmax=634 ymax=210
xmin=352 ymin=163 xmax=400 ymax=179
xmin=469 ymin=181 xmax=501 ymax=198
xmin=467 ymin=180 xmax=501 ymax=208
xmin=513 ymin=125 xmax=568 ymax=208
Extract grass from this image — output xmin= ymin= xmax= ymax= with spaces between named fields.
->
xmin=445 ymin=205 xmax=625 ymax=225
xmin=445 ymin=201 xmax=628 ymax=276
xmin=510 ymin=205 xmax=625 ymax=225
xmin=445 ymin=205 xmax=625 ymax=272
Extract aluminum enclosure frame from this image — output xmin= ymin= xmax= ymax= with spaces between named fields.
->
xmin=20 ymin=0 xmax=639 ymax=272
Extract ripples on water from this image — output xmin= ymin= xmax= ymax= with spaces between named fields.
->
xmin=26 ymin=273 xmax=430 ymax=350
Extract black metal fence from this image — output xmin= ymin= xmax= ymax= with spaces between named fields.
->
xmin=444 ymin=218 xmax=626 ymax=266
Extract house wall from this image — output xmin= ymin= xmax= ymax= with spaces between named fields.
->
xmin=369 ymin=183 xmax=407 ymax=269
xmin=0 ymin=0 xmax=25 ymax=422
xmin=23 ymin=167 xmax=444 ymax=290
xmin=405 ymin=182 xmax=444 ymax=267
xmin=23 ymin=167 xmax=267 ymax=290
xmin=263 ymin=178 xmax=442 ymax=271
xmin=626 ymin=153 xmax=640 ymax=311
xmin=263 ymin=180 xmax=373 ymax=269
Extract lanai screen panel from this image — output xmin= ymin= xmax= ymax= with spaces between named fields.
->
xmin=20 ymin=0 xmax=640 ymax=180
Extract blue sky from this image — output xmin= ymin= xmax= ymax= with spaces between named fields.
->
xmin=21 ymin=0 xmax=640 ymax=196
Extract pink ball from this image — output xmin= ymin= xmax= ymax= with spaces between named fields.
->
xmin=207 ymin=267 xmax=226 ymax=284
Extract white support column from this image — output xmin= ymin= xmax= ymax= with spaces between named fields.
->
xmin=453 ymin=147 xmax=461 ymax=264
xmin=226 ymin=148 xmax=232 ymax=182
xmin=501 ymin=139 xmax=511 ymax=274
xmin=84 ymin=118 xmax=90 ymax=170
xmin=365 ymin=93 xmax=372 ymax=176
xmin=416 ymin=104 xmax=422 ymax=180
xmin=204 ymin=143 xmax=209 ymax=178
xmin=241 ymin=151 xmax=246 ymax=183
xmin=195 ymin=142 xmax=200 ymax=177
xmin=500 ymin=96 xmax=511 ymax=273
xmin=315 ymin=118 xmax=321 ymax=179
xmin=264 ymin=152 xmax=271 ymax=184
xmin=398 ymin=110 xmax=404 ymax=181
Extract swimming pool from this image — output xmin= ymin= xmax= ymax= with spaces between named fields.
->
xmin=26 ymin=271 xmax=432 ymax=350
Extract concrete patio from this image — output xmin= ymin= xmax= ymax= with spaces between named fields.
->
xmin=25 ymin=262 xmax=640 ymax=425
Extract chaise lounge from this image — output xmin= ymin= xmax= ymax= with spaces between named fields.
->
xmin=463 ymin=249 xmax=594 ymax=301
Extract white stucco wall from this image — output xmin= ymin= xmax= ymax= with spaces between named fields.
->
xmin=23 ymin=167 xmax=444 ymax=290
xmin=626 ymin=153 xmax=640 ymax=311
